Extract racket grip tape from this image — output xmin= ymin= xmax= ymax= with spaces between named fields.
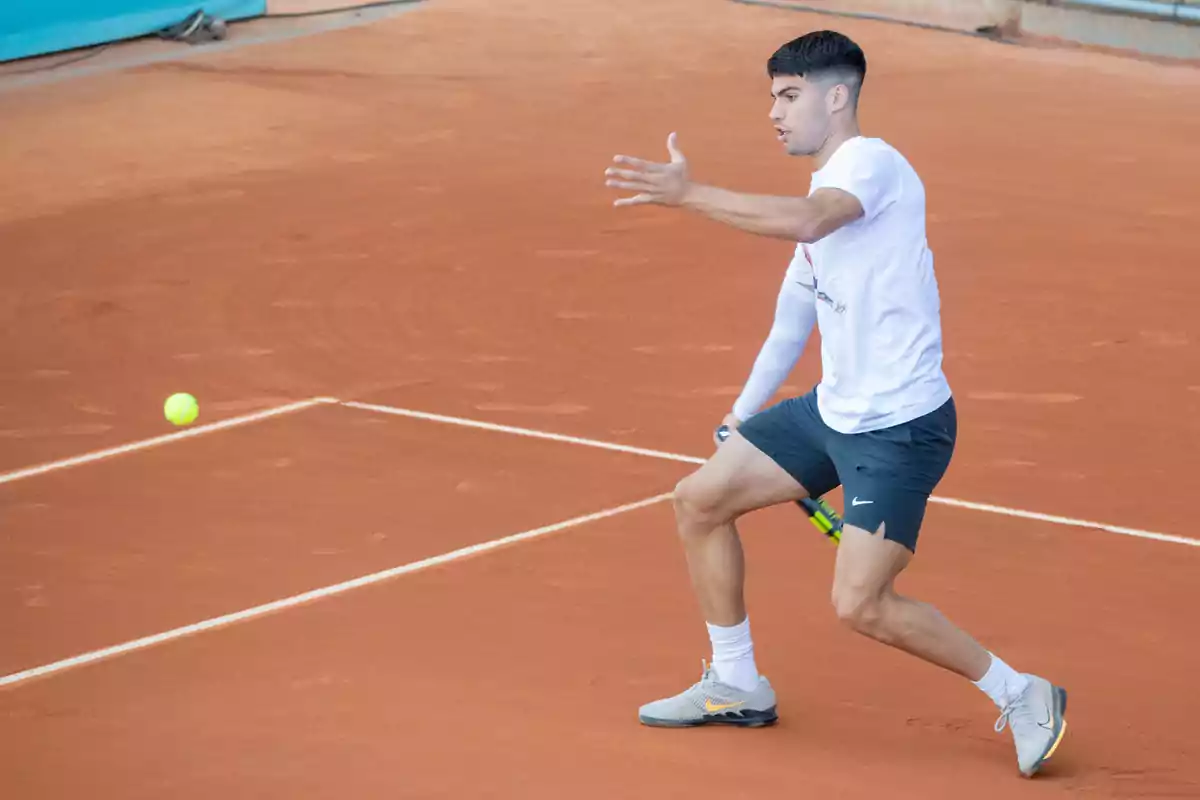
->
xmin=798 ymin=497 xmax=843 ymax=543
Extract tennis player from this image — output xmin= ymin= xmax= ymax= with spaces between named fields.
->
xmin=604 ymin=30 xmax=1067 ymax=778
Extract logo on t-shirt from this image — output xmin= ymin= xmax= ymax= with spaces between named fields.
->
xmin=813 ymin=277 xmax=846 ymax=315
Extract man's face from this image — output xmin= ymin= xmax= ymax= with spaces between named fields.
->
xmin=769 ymin=74 xmax=837 ymax=157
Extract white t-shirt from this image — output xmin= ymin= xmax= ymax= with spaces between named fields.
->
xmin=795 ymin=136 xmax=952 ymax=434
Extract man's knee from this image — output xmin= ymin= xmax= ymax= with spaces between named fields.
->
xmin=831 ymin=582 xmax=889 ymax=639
xmin=673 ymin=472 xmax=734 ymax=532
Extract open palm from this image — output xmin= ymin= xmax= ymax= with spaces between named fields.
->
xmin=605 ymin=132 xmax=690 ymax=207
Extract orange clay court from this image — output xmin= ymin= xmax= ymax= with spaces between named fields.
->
xmin=2 ymin=0 xmax=1200 ymax=797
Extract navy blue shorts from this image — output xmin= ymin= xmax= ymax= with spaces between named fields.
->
xmin=738 ymin=390 xmax=956 ymax=552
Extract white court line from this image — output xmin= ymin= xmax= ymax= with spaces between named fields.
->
xmin=343 ymin=401 xmax=710 ymax=466
xmin=0 ymin=492 xmax=673 ymax=690
xmin=0 ymin=397 xmax=339 ymax=486
xmin=5 ymin=395 xmax=1186 ymax=547
xmin=917 ymin=496 xmax=1198 ymax=547
xmin=341 ymin=400 xmax=1200 ymax=548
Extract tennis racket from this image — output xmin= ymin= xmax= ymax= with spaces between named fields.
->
xmin=715 ymin=423 xmax=843 ymax=544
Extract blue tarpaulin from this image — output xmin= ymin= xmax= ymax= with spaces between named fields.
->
xmin=0 ymin=1 xmax=267 ymax=62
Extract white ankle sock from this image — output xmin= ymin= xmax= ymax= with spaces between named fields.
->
xmin=974 ymin=653 xmax=1030 ymax=708
xmin=707 ymin=617 xmax=760 ymax=692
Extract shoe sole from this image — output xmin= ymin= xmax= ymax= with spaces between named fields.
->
xmin=639 ymin=708 xmax=779 ymax=728
xmin=1023 ymin=686 xmax=1068 ymax=778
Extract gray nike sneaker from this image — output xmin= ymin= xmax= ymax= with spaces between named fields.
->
xmin=638 ymin=661 xmax=778 ymax=728
xmin=994 ymin=674 xmax=1068 ymax=777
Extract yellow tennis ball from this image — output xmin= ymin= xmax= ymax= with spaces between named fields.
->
xmin=164 ymin=392 xmax=199 ymax=426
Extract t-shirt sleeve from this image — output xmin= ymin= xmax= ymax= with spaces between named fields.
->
xmin=810 ymin=142 xmax=899 ymax=221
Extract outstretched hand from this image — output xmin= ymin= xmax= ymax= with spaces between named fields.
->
xmin=605 ymin=132 xmax=691 ymax=207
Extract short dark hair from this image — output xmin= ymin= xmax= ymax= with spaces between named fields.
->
xmin=767 ymin=30 xmax=866 ymax=97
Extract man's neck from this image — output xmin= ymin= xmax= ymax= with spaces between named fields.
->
xmin=812 ymin=122 xmax=862 ymax=170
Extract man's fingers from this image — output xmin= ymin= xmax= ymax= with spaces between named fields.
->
xmin=607 ymin=147 xmax=675 ymax=208
xmin=606 ymin=178 xmax=657 ymax=193
xmin=666 ymin=131 xmax=685 ymax=164
xmin=605 ymin=167 xmax=654 ymax=181
xmin=613 ymin=194 xmax=654 ymax=207
xmin=613 ymin=155 xmax=665 ymax=171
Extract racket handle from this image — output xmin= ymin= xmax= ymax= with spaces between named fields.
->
xmin=798 ymin=497 xmax=843 ymax=543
